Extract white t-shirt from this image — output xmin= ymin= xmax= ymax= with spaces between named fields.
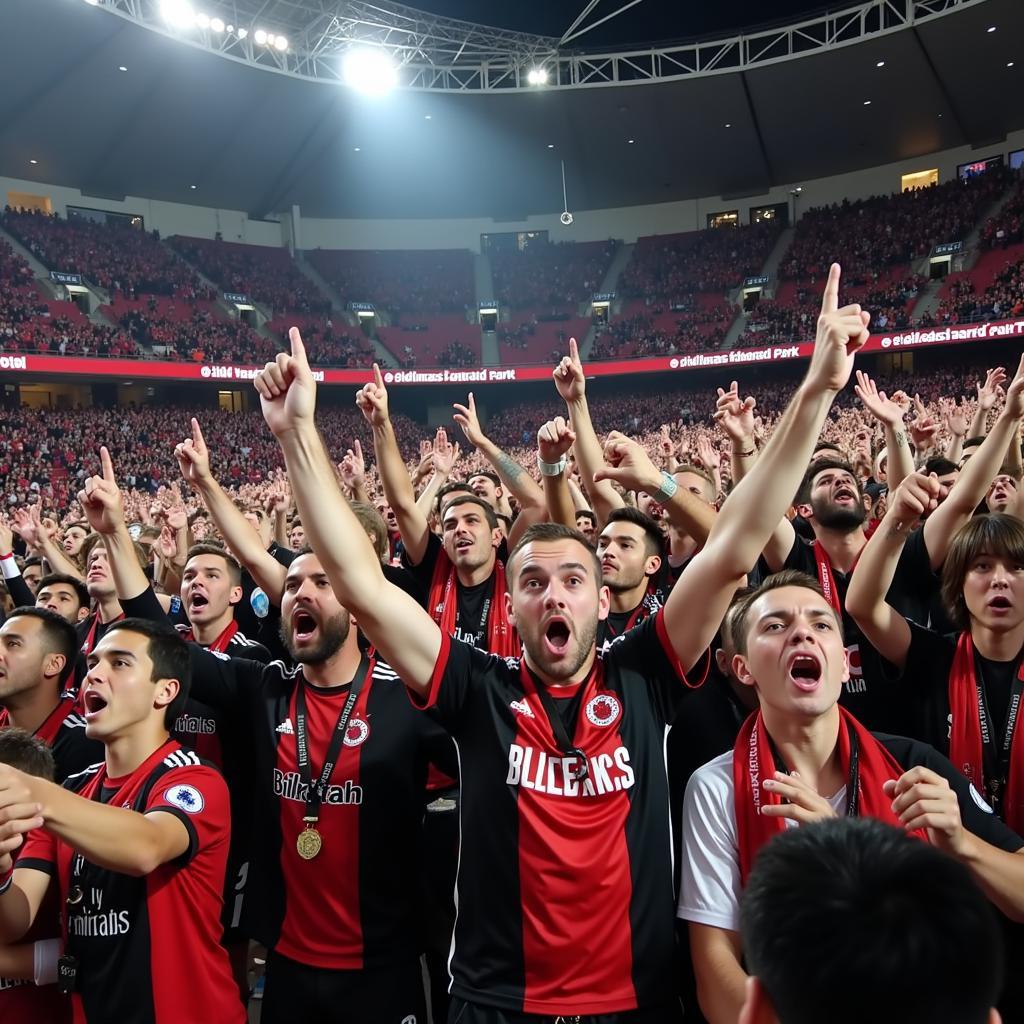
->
xmin=676 ymin=751 xmax=848 ymax=932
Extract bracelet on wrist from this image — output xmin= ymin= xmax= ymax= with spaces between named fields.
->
xmin=652 ymin=470 xmax=678 ymax=503
xmin=537 ymin=455 xmax=568 ymax=477
xmin=731 ymin=443 xmax=756 ymax=458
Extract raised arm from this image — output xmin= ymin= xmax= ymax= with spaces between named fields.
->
xmin=175 ymin=419 xmax=287 ymax=601
xmin=358 ymin=364 xmax=432 ymax=566
xmin=713 ymin=382 xmax=758 ymax=487
xmin=658 ymin=264 xmax=870 ymax=671
xmin=921 ymin=354 xmax=1024 ymax=568
xmin=554 ymin=337 xmax=625 ymax=526
xmin=845 ymin=473 xmax=940 ymax=668
xmin=257 ymin=331 xmax=442 ymax=697
xmin=337 ymin=440 xmax=371 ymax=507
xmin=11 ymin=507 xmax=82 ymax=581
xmin=968 ymin=367 xmax=1007 ymax=440
xmin=537 ymin=417 xmax=577 ymax=529
xmin=854 ymin=369 xmax=913 ymax=489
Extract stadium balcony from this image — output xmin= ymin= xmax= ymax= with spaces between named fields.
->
xmin=378 ymin=314 xmax=483 ymax=368
xmin=305 ymin=249 xmax=475 ymax=314
xmin=168 ymin=236 xmax=331 ymax=315
xmin=490 ymin=240 xmax=616 ymax=310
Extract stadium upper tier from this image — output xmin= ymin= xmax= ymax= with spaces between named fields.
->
xmin=2 ymin=167 xmax=1023 ymax=369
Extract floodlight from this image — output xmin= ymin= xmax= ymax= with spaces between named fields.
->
xmin=254 ymin=29 xmax=268 ymax=45
xmin=160 ymin=0 xmax=195 ymax=29
xmin=237 ymin=27 xmax=247 ymax=38
xmin=210 ymin=17 xmax=225 ymax=32
xmin=195 ymin=12 xmax=210 ymax=28
xmin=274 ymin=35 xmax=288 ymax=51
xmin=343 ymin=47 xmax=399 ymax=96
xmin=527 ymin=67 xmax=549 ymax=86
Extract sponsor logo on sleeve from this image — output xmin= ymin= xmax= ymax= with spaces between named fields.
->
xmin=163 ymin=784 xmax=206 ymax=814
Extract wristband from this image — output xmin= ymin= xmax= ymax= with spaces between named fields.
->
xmin=537 ymin=455 xmax=568 ymax=477
xmin=0 ymin=864 xmax=13 ymax=895
xmin=0 ymin=553 xmax=22 ymax=581
xmin=732 ymin=445 xmax=756 ymax=459
xmin=652 ymin=470 xmax=678 ymax=503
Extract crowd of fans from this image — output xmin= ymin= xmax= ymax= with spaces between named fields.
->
xmin=168 ymin=235 xmax=331 ymax=315
xmin=1 ymin=208 xmax=205 ymax=299
xmin=306 ymin=248 xmax=474 ymax=314
xmin=0 ymin=352 xmax=1002 ymax=516
xmin=935 ymin=252 xmax=1024 ymax=325
xmin=489 ymin=239 xmax=616 ymax=309
xmin=981 ymin=174 xmax=1024 ymax=249
xmin=781 ymin=171 xmax=1010 ymax=284
xmin=619 ymin=221 xmax=782 ymax=304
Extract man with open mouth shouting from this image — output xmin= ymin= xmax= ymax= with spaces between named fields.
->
xmin=84 ymin=445 xmax=455 ymax=1024
xmin=253 ymin=262 xmax=873 ymax=1023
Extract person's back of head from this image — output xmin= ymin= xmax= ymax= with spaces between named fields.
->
xmin=740 ymin=818 xmax=1002 ymax=1024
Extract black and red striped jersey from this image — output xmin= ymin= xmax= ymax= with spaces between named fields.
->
xmin=182 ymin=645 xmax=456 ymax=969
xmin=410 ymin=610 xmax=687 ymax=1016
xmin=18 ymin=741 xmax=244 ymax=1024
xmin=0 ymin=697 xmax=102 ymax=784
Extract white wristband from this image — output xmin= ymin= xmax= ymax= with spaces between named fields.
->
xmin=652 ymin=471 xmax=678 ymax=503
xmin=0 ymin=553 xmax=21 ymax=581
xmin=537 ymin=455 xmax=568 ymax=477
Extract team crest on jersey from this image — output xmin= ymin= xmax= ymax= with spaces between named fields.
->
xmin=343 ymin=718 xmax=370 ymax=747
xmin=509 ymin=699 xmax=535 ymax=718
xmin=585 ymin=693 xmax=621 ymax=727
xmin=276 ymin=717 xmax=295 ymax=735
xmin=163 ymin=784 xmax=205 ymax=814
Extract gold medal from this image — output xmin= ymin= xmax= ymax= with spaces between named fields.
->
xmin=296 ymin=823 xmax=323 ymax=860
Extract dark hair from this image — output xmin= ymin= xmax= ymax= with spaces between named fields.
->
xmin=440 ymin=494 xmax=498 ymax=530
xmin=185 ymin=543 xmax=242 ymax=586
xmin=923 ymin=456 xmax=958 ymax=478
xmin=0 ymin=727 xmax=56 ymax=780
xmin=797 ymin=458 xmax=861 ymax=505
xmin=434 ymin=480 xmax=474 ymax=515
xmin=742 ymin=818 xmax=1002 ymax=1024
xmin=506 ymin=523 xmax=602 ymax=589
xmin=962 ymin=436 xmax=985 ymax=452
xmin=5 ymin=606 xmax=79 ymax=688
xmin=36 ymin=573 xmax=90 ymax=612
xmin=601 ymin=506 xmax=665 ymax=559
xmin=575 ymin=509 xmax=597 ymax=527
xmin=467 ymin=470 xmax=501 ymax=489
xmin=813 ymin=439 xmax=845 ymax=455
xmin=941 ymin=513 xmax=1024 ymax=630
xmin=22 ymin=555 xmax=43 ymax=572
xmin=731 ymin=570 xmax=842 ymax=656
xmin=103 ymin=619 xmax=191 ymax=730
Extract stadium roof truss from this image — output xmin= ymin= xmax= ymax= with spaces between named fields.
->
xmin=91 ymin=0 xmax=991 ymax=92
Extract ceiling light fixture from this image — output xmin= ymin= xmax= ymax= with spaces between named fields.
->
xmin=863 ymin=99 xmax=872 ymax=105
xmin=987 ymin=25 xmax=997 ymax=33
xmin=236 ymin=27 xmax=247 ymax=39
xmin=343 ymin=47 xmax=399 ymax=96
xmin=210 ymin=17 xmax=224 ymax=32
xmin=195 ymin=12 xmax=210 ymax=28
xmin=724 ymin=122 xmax=732 ymax=128
xmin=876 ymin=60 xmax=886 ymax=67
xmin=29 ymin=159 xmax=38 ymax=165
xmin=527 ymin=67 xmax=549 ymax=86
xmin=118 ymin=65 xmax=127 ymax=72
xmin=190 ymin=184 xmax=197 ymax=189
xmin=160 ymin=0 xmax=194 ymax=29
xmin=274 ymin=35 xmax=288 ymax=51
xmin=627 ymin=138 xmax=635 ymax=144
xmin=254 ymin=29 xmax=268 ymax=45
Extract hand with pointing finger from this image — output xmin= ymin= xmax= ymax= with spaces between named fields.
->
xmin=253 ymin=327 xmax=317 ymax=438
xmin=804 ymin=263 xmax=871 ymax=395
xmin=175 ymin=418 xmax=213 ymax=489
xmin=77 ymin=447 xmax=125 ymax=536
xmin=355 ymin=363 xmax=390 ymax=429
xmin=553 ymin=337 xmax=586 ymax=404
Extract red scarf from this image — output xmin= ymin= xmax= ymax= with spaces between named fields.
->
xmin=948 ymin=632 xmax=1024 ymax=832
xmin=732 ymin=706 xmax=927 ymax=883
xmin=80 ymin=611 xmax=125 ymax=656
xmin=426 ymin=549 xmax=518 ymax=658
xmin=180 ymin=619 xmax=239 ymax=654
xmin=812 ymin=539 xmax=861 ymax=615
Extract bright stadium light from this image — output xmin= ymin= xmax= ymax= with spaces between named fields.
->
xmin=210 ymin=17 xmax=224 ymax=32
xmin=343 ymin=47 xmax=399 ymax=96
xmin=254 ymin=28 xmax=268 ymax=45
xmin=274 ymin=35 xmax=289 ymax=51
xmin=527 ymin=67 xmax=549 ymax=85
xmin=160 ymin=0 xmax=195 ymax=29
xmin=236 ymin=27 xmax=247 ymax=39
xmin=195 ymin=12 xmax=210 ymax=28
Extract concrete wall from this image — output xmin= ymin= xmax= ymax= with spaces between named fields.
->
xmin=5 ymin=126 xmax=1023 ymax=253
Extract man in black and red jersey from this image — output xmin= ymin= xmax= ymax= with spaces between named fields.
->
xmin=254 ymin=269 xmax=870 ymax=1021
xmin=92 ymin=441 xmax=454 ymax=1022
xmin=0 ymin=616 xmax=244 ymax=1024
xmin=596 ymin=507 xmax=666 ymax=649
xmin=0 ymin=609 xmax=101 ymax=784
xmin=0 ymin=730 xmax=69 ymax=1024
